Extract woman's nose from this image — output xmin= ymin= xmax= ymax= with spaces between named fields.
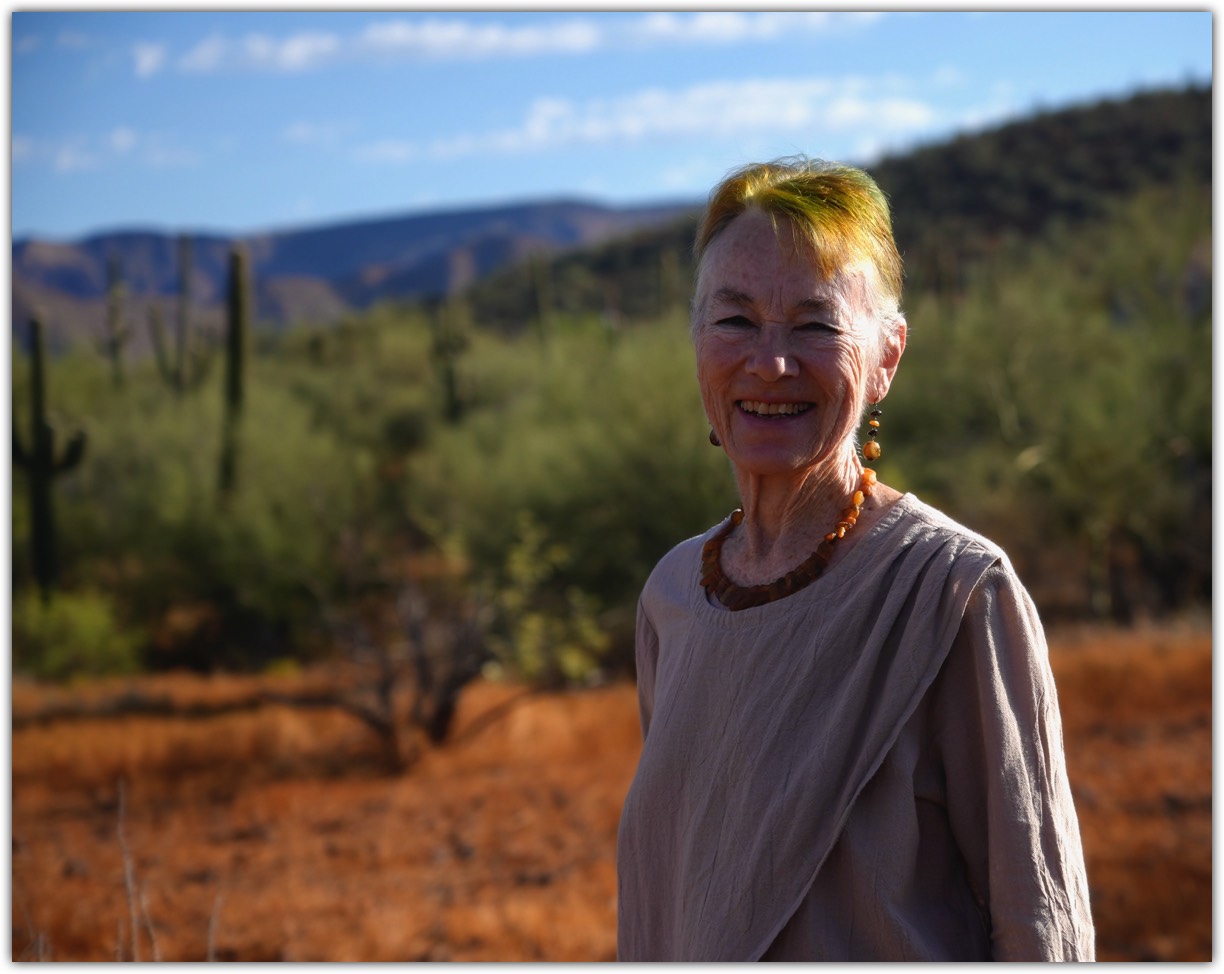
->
xmin=746 ymin=327 xmax=799 ymax=381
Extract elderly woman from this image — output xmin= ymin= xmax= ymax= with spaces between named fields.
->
xmin=615 ymin=158 xmax=1095 ymax=961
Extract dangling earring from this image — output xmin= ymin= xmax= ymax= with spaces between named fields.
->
xmin=709 ymin=428 xmax=722 ymax=447
xmin=861 ymin=405 xmax=882 ymax=461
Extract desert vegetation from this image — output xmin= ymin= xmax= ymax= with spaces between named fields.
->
xmin=11 ymin=85 xmax=1211 ymax=960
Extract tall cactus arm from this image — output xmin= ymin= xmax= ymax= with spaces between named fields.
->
xmin=54 ymin=429 xmax=87 ymax=473
xmin=15 ymin=315 xmax=83 ymax=603
xmin=13 ymin=425 xmax=30 ymax=468
xmin=225 ymin=245 xmax=251 ymax=415
xmin=106 ymin=255 xmax=129 ymax=339
xmin=176 ymin=235 xmax=192 ymax=383
xmin=148 ymin=305 xmax=176 ymax=386
xmin=28 ymin=316 xmax=47 ymax=429
xmin=104 ymin=254 xmax=129 ymax=386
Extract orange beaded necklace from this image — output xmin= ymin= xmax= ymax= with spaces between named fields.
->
xmin=700 ymin=467 xmax=878 ymax=611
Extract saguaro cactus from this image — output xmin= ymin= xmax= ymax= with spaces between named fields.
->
xmin=150 ymin=234 xmax=212 ymax=394
xmin=224 ymin=245 xmax=251 ymax=414
xmin=430 ymin=296 xmax=469 ymax=424
xmin=103 ymin=253 xmax=130 ymax=388
xmin=218 ymin=244 xmax=251 ymax=496
xmin=176 ymin=234 xmax=192 ymax=379
xmin=13 ymin=317 xmax=87 ymax=603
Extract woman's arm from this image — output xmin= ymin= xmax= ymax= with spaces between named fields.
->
xmin=934 ymin=562 xmax=1096 ymax=961
xmin=634 ymin=595 xmax=660 ymax=740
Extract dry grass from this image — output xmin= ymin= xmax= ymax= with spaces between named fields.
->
xmin=1048 ymin=623 xmax=1211 ymax=961
xmin=10 ymin=625 xmax=1211 ymax=961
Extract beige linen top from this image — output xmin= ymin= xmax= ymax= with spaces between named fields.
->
xmin=616 ymin=494 xmax=1095 ymax=961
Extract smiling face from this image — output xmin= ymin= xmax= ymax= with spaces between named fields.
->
xmin=693 ymin=207 xmax=903 ymax=482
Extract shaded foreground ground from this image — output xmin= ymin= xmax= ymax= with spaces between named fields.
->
xmin=11 ymin=625 xmax=1210 ymax=961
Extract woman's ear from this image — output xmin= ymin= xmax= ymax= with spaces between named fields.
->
xmin=870 ymin=315 xmax=907 ymax=402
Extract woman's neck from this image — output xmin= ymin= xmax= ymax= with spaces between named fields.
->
xmin=726 ymin=451 xmax=864 ymax=585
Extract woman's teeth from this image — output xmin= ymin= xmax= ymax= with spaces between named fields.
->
xmin=738 ymin=400 xmax=812 ymax=417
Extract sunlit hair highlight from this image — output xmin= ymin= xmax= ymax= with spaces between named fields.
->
xmin=694 ymin=156 xmax=904 ymax=320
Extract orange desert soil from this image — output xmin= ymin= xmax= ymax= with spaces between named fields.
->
xmin=11 ymin=625 xmax=1210 ymax=961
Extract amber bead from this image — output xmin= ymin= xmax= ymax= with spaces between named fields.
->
xmin=869 ymin=419 xmax=880 ymax=428
xmin=862 ymin=440 xmax=881 ymax=460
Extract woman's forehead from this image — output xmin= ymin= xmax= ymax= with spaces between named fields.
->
xmin=696 ymin=210 xmax=864 ymax=312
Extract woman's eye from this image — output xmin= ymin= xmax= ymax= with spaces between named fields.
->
xmin=716 ymin=315 xmax=754 ymax=328
xmin=798 ymin=320 xmax=834 ymax=332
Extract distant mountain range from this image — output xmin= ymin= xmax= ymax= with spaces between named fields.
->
xmin=12 ymin=198 xmax=699 ymax=351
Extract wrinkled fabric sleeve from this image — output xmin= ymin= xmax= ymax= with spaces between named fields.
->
xmin=634 ymin=595 xmax=660 ymax=740
xmin=933 ymin=563 xmax=1096 ymax=961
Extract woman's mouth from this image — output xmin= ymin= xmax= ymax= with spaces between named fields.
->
xmin=737 ymin=400 xmax=813 ymax=418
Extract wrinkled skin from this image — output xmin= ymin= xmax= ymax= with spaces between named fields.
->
xmin=692 ymin=209 xmax=906 ymax=584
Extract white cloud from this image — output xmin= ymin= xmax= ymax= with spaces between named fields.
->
xmin=179 ymin=33 xmax=229 ymax=73
xmin=55 ymin=144 xmax=98 ymax=173
xmin=242 ymin=30 xmax=341 ymax=71
xmin=284 ymin=121 xmax=317 ymax=144
xmin=14 ymin=130 xmax=200 ymax=172
xmin=178 ymin=29 xmax=343 ymax=73
xmin=357 ymin=16 xmax=601 ymax=60
xmin=630 ymin=11 xmax=882 ymax=46
xmin=56 ymin=30 xmax=90 ymax=49
xmin=356 ymin=74 xmax=938 ymax=166
xmin=353 ymin=139 xmax=419 ymax=164
xmin=284 ymin=120 xmax=350 ymax=146
xmin=931 ymin=65 xmax=965 ymax=88
xmin=486 ymin=76 xmax=931 ymax=151
xmin=109 ymin=127 xmax=138 ymax=153
xmin=156 ymin=11 xmax=887 ymax=76
xmin=133 ymin=42 xmax=167 ymax=79
xmin=143 ymin=143 xmax=200 ymax=168
xmin=824 ymin=95 xmax=934 ymax=129
xmin=15 ymin=34 xmax=40 ymax=55
xmin=955 ymin=101 xmax=1018 ymax=135
xmin=12 ymin=134 xmax=35 ymax=162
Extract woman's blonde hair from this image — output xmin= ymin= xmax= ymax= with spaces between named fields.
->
xmin=695 ymin=156 xmax=904 ymax=321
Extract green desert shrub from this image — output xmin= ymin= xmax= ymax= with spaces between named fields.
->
xmin=12 ymin=588 xmax=142 ymax=682
xmin=407 ymin=314 xmax=738 ymax=677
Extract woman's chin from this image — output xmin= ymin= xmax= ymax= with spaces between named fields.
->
xmin=726 ymin=444 xmax=819 ymax=479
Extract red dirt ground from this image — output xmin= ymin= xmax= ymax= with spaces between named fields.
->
xmin=10 ymin=624 xmax=1211 ymax=961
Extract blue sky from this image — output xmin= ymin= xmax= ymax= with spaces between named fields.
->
xmin=10 ymin=9 xmax=1213 ymax=242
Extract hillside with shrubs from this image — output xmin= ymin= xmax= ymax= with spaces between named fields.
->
xmin=12 ymin=83 xmax=1210 ymax=689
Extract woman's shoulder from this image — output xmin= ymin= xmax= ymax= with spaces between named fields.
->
xmin=853 ymin=492 xmax=1033 ymax=610
xmin=645 ymin=521 xmax=721 ymax=582
xmin=639 ymin=515 xmax=731 ymax=614
xmin=889 ymin=493 xmax=1010 ymax=566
